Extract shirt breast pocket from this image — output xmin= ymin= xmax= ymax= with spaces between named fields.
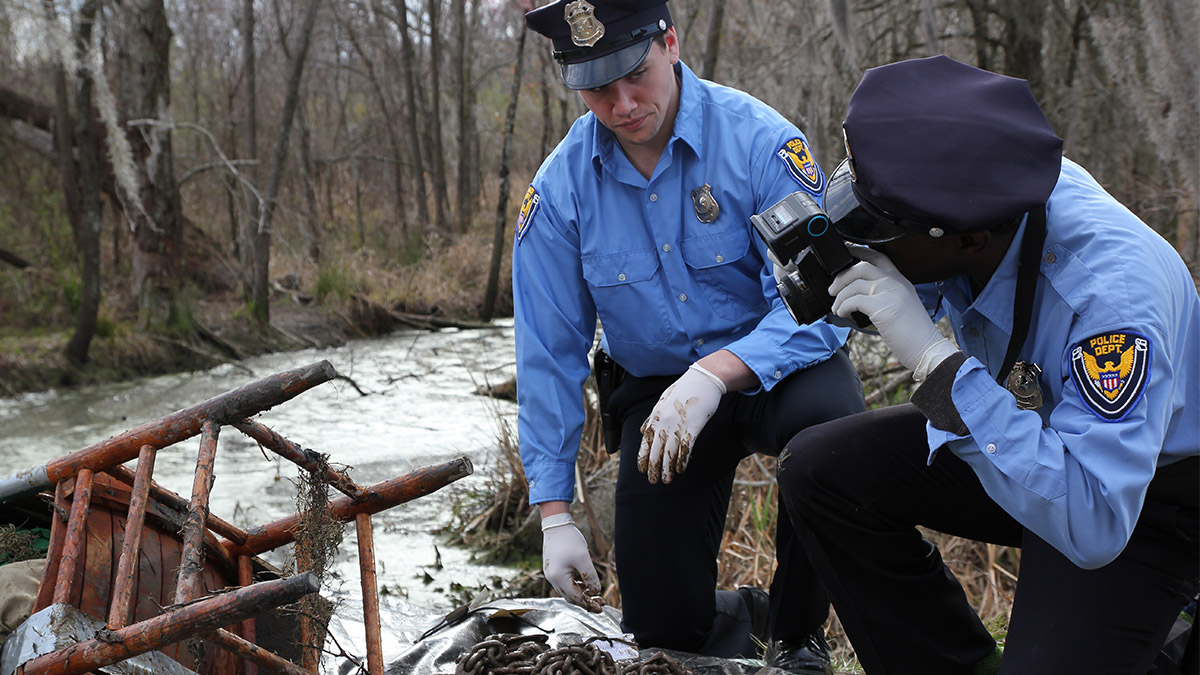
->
xmin=681 ymin=224 xmax=767 ymax=321
xmin=582 ymin=247 xmax=671 ymax=345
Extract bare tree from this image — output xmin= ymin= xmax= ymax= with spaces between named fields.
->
xmin=427 ymin=0 xmax=450 ymax=231
xmin=118 ymin=0 xmax=185 ymax=331
xmin=250 ymin=0 xmax=322 ymax=322
xmin=390 ymin=0 xmax=431 ymax=226
xmin=482 ymin=8 xmax=527 ymax=321
xmin=699 ymin=0 xmax=725 ymax=80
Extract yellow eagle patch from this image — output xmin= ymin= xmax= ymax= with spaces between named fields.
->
xmin=1069 ymin=330 xmax=1150 ymax=421
xmin=515 ymin=185 xmax=541 ymax=245
xmin=776 ymin=137 xmax=826 ymax=196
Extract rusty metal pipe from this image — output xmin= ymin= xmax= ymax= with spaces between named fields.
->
xmin=205 ymin=627 xmax=311 ymax=675
xmin=234 ymin=419 xmax=366 ymax=500
xmin=226 ymin=457 xmax=474 ymax=557
xmin=15 ymin=572 xmax=320 ymax=675
xmin=237 ymin=555 xmax=260 ymax=675
xmin=356 ymin=513 xmax=384 ymax=675
xmin=108 ymin=445 xmax=157 ymax=629
xmin=0 ymin=361 xmax=336 ymax=502
xmin=104 ymin=462 xmax=249 ymax=545
xmin=53 ymin=469 xmax=94 ymax=606
xmin=175 ymin=420 xmax=220 ymax=604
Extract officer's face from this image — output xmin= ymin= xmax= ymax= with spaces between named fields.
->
xmin=579 ymin=28 xmax=681 ymax=150
xmin=873 ymin=233 xmax=978 ymax=285
xmin=873 ymin=224 xmax=1012 ymax=292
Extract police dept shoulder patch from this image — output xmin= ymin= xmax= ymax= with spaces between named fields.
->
xmin=776 ymin=137 xmax=826 ymax=196
xmin=515 ymin=185 xmax=541 ymax=245
xmin=1069 ymin=330 xmax=1151 ymax=422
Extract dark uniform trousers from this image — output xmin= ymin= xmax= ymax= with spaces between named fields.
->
xmin=607 ymin=349 xmax=864 ymax=657
xmin=777 ymin=403 xmax=1200 ymax=674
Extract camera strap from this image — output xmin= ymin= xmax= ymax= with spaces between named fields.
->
xmin=996 ymin=206 xmax=1047 ymax=387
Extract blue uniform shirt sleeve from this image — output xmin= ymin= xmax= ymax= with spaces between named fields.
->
xmin=926 ymin=335 xmax=1171 ymax=569
xmin=723 ymin=126 xmax=850 ymax=392
xmin=512 ymin=190 xmax=595 ymax=505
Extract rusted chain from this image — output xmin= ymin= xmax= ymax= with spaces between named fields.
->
xmin=454 ymin=634 xmax=693 ymax=675
xmin=455 ymin=633 xmax=549 ymax=675
xmin=532 ymin=644 xmax=618 ymax=675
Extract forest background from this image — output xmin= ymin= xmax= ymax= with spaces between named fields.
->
xmin=0 ymin=0 xmax=1195 ymax=392
xmin=0 ymin=0 xmax=1197 ymax=669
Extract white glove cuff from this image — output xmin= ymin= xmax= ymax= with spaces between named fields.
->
xmin=541 ymin=512 xmax=575 ymax=531
xmin=688 ymin=363 xmax=728 ymax=395
xmin=914 ymin=339 xmax=961 ymax=383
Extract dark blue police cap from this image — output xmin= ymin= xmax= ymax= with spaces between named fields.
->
xmin=526 ymin=0 xmax=672 ymax=90
xmin=832 ymin=55 xmax=1063 ymax=243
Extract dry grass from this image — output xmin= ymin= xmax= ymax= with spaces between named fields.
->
xmin=460 ymin=330 xmax=1019 ymax=673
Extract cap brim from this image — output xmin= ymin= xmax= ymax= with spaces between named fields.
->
xmin=826 ymin=159 xmax=911 ymax=244
xmin=560 ymin=37 xmax=653 ymax=90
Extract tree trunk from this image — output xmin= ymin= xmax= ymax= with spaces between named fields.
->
xmin=242 ymin=0 xmax=258 ymax=293
xmin=252 ymin=0 xmax=322 ymax=323
xmin=998 ymin=0 xmax=1045 ymax=98
xmin=427 ymin=0 xmax=450 ymax=231
xmin=700 ymin=0 xmax=725 ymax=81
xmin=297 ymin=102 xmax=322 ymax=263
xmin=118 ymin=0 xmax=185 ymax=332
xmin=481 ymin=15 xmax=527 ymax=321
xmin=65 ymin=0 xmax=104 ymax=367
xmin=453 ymin=0 xmax=475 ymax=233
xmin=393 ymin=0 xmax=431 ymax=227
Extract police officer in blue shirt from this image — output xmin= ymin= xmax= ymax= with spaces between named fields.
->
xmin=776 ymin=55 xmax=1199 ymax=674
xmin=515 ymin=1 xmax=864 ymax=671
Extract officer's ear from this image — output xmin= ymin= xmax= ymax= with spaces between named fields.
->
xmin=663 ymin=27 xmax=680 ymax=64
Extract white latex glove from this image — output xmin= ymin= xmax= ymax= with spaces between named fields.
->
xmin=541 ymin=513 xmax=603 ymax=612
xmin=828 ymin=247 xmax=960 ymax=381
xmin=637 ymin=363 xmax=726 ymax=484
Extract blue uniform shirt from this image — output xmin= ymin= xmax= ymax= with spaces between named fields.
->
xmin=924 ymin=158 xmax=1199 ymax=568
xmin=513 ymin=61 xmax=849 ymax=505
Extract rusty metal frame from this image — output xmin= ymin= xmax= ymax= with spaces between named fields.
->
xmin=2 ymin=360 xmax=475 ymax=675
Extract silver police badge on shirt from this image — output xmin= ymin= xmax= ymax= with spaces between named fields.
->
xmin=691 ymin=184 xmax=719 ymax=223
xmin=1004 ymin=361 xmax=1044 ymax=410
xmin=565 ymin=0 xmax=604 ymax=47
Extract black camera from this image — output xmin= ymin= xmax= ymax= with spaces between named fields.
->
xmin=750 ymin=191 xmax=866 ymax=327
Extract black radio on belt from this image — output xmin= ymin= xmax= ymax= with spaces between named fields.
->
xmin=750 ymin=191 xmax=868 ymax=327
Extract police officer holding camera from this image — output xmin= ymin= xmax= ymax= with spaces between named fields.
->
xmin=772 ymin=55 xmax=1199 ymax=673
xmin=513 ymin=0 xmax=864 ymax=670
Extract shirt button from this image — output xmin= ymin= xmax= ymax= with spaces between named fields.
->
xmin=774 ymin=370 xmax=783 ymax=379
xmin=969 ymin=328 xmax=980 ymax=337
xmin=1044 ymin=252 xmax=1056 ymax=264
xmin=617 ymin=273 xmax=626 ymax=281
xmin=715 ymin=254 xmax=724 ymax=263
xmin=696 ymin=338 xmax=705 ymax=346
xmin=649 ymin=193 xmax=658 ymax=202
xmin=678 ymin=293 xmax=687 ymax=302
xmin=985 ymin=443 xmax=997 ymax=454
xmin=662 ymin=244 xmax=671 ymax=252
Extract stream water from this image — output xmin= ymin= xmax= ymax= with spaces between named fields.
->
xmin=0 ymin=321 xmax=523 ymax=670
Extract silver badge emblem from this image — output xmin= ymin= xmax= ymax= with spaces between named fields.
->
xmin=1004 ymin=361 xmax=1044 ymax=410
xmin=842 ymin=127 xmax=857 ymax=182
xmin=691 ymin=184 xmax=720 ymax=223
xmin=565 ymin=0 xmax=605 ymax=47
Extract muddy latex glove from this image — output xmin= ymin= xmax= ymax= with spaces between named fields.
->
xmin=638 ymin=363 xmax=726 ymax=484
xmin=541 ymin=513 xmax=603 ymax=612
xmin=829 ymin=247 xmax=960 ymax=381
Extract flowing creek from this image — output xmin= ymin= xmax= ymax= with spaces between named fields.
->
xmin=0 ymin=321 xmax=522 ymax=670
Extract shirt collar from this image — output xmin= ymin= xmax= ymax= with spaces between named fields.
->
xmin=589 ymin=60 xmax=704 ymax=177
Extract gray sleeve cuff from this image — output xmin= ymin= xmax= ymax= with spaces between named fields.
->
xmin=910 ymin=352 xmax=970 ymax=436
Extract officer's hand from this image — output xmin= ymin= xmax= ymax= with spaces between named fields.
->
xmin=541 ymin=513 xmax=604 ymax=612
xmin=828 ymin=247 xmax=959 ymax=381
xmin=638 ymin=363 xmax=726 ymax=484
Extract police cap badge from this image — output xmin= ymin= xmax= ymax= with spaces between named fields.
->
xmin=526 ymin=0 xmax=673 ymax=90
